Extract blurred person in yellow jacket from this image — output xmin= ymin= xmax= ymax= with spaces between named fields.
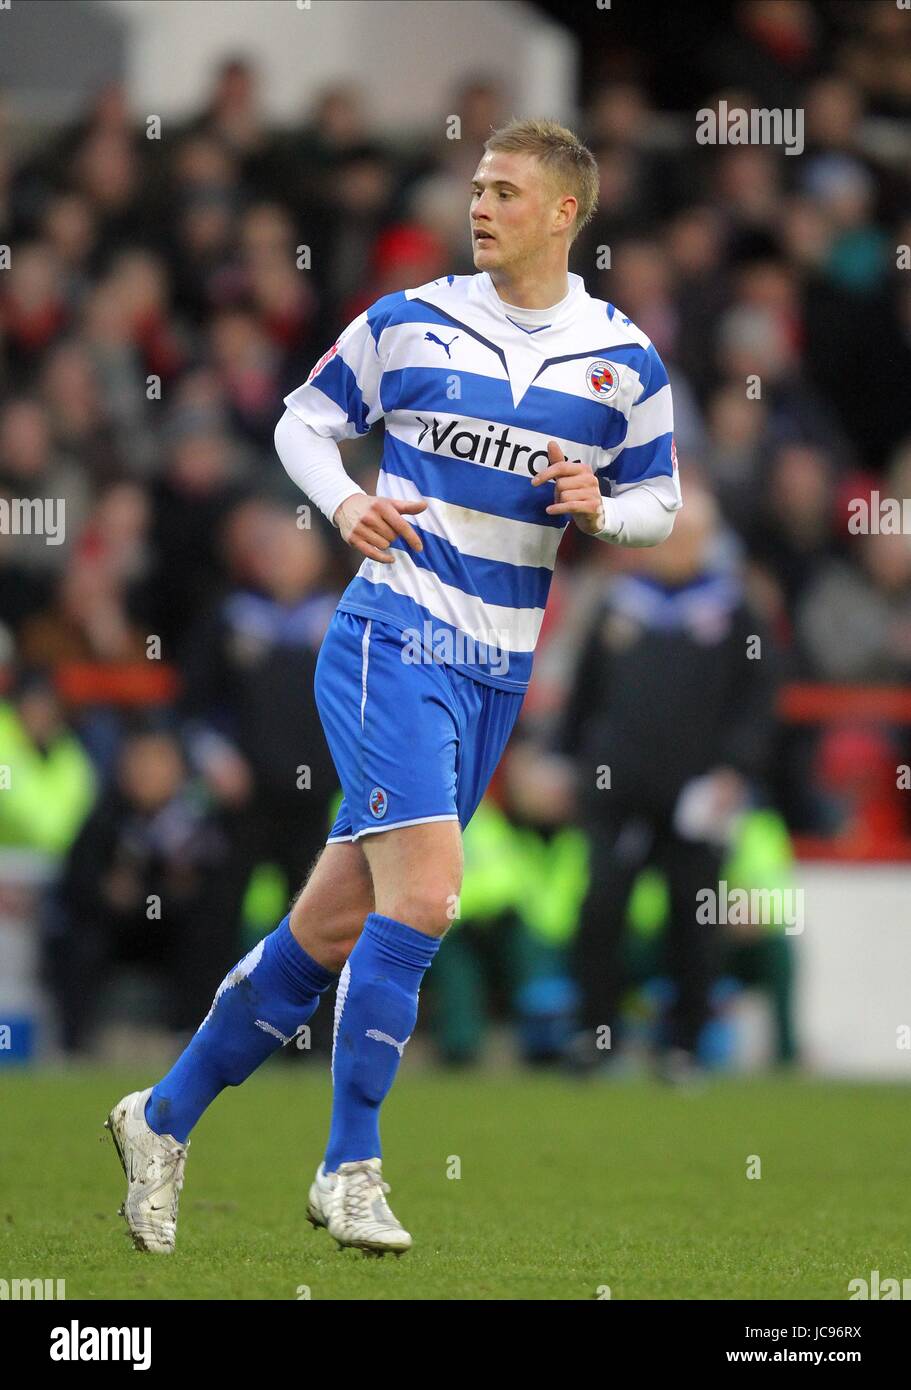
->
xmin=0 ymin=668 xmax=95 ymax=854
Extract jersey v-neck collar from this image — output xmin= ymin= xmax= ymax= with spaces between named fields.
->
xmin=477 ymin=271 xmax=585 ymax=328
xmin=471 ymin=272 xmax=587 ymax=408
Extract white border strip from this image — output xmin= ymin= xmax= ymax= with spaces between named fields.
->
xmin=326 ymin=813 xmax=460 ymax=846
xmin=330 ymin=960 xmax=351 ymax=1081
xmin=360 ymin=618 xmax=372 ymax=729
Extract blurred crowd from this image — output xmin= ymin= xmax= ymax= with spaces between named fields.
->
xmin=1 ymin=0 xmax=910 ymax=1061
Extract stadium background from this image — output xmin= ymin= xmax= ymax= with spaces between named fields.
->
xmin=1 ymin=0 xmax=910 ymax=1088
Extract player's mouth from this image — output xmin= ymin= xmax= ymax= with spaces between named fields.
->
xmin=473 ymin=229 xmax=496 ymax=245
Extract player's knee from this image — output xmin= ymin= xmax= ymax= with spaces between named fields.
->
xmin=289 ymin=889 xmax=363 ymax=971
xmin=378 ymin=882 xmax=459 ymax=936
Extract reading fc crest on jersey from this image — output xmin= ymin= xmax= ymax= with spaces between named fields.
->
xmin=369 ymin=786 xmax=388 ymax=819
xmin=586 ymin=360 xmax=620 ymax=401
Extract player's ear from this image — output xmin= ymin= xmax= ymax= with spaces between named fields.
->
xmin=556 ymin=194 xmax=577 ymax=233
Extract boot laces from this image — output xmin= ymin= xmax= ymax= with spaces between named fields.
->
xmin=344 ymin=1165 xmax=392 ymax=1223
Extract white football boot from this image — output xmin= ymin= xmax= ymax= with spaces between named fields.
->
xmin=307 ymin=1158 xmax=412 ymax=1256
xmin=105 ymin=1087 xmax=189 ymax=1253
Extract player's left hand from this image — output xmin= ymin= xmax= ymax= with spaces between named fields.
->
xmin=531 ymin=441 xmax=605 ymax=535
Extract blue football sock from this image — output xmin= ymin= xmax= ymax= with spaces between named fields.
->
xmin=145 ymin=915 xmax=335 ymax=1143
xmin=324 ymin=912 xmax=440 ymax=1171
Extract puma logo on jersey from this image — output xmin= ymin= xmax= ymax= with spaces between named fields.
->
xmin=365 ymin=1028 xmax=410 ymax=1056
xmin=424 ymin=331 xmax=459 ymax=358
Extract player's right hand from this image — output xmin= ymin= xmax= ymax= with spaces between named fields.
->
xmin=333 ymin=493 xmax=428 ymax=564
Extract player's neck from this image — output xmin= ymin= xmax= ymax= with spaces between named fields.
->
xmin=488 ymin=264 xmax=570 ymax=311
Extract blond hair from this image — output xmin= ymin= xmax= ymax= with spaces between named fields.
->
xmin=483 ymin=118 xmax=599 ymax=242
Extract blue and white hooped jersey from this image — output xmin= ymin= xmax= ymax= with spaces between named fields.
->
xmin=283 ymin=271 xmax=682 ymax=692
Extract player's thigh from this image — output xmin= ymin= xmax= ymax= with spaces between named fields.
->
xmin=360 ymin=819 xmax=463 ymax=938
xmin=289 ymin=840 xmax=374 ymax=971
xmin=318 ymin=613 xmax=464 ymax=838
xmin=453 ymin=675 xmax=525 ymax=827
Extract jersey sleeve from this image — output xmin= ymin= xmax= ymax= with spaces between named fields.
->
xmin=603 ymin=342 xmax=682 ymax=509
xmin=283 ymin=301 xmax=388 ymax=440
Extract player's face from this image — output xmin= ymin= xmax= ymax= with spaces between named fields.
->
xmin=469 ymin=151 xmax=565 ymax=273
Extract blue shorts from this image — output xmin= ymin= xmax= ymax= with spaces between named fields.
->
xmin=315 ymin=610 xmax=524 ymax=843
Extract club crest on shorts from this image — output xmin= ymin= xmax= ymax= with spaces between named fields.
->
xmin=586 ymin=360 xmax=620 ymax=401
xmin=368 ymin=786 xmax=388 ymax=819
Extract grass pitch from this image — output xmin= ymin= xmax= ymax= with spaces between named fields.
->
xmin=2 ymin=1065 xmax=908 ymax=1300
